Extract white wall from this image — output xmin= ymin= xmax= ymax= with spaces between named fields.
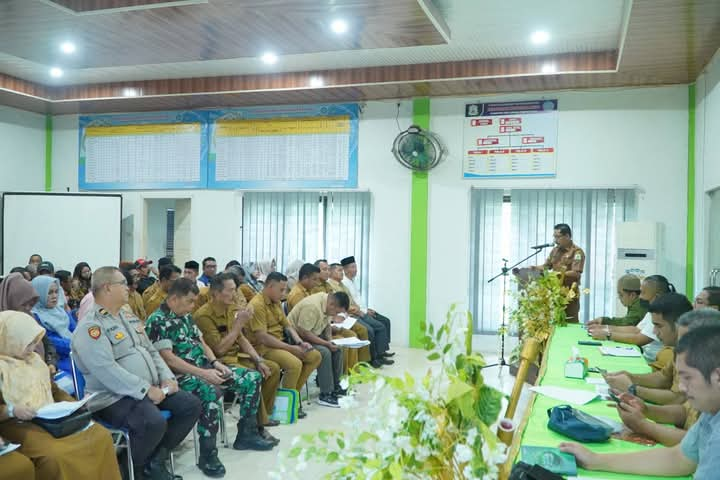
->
xmin=427 ymin=86 xmax=690 ymax=328
xmin=694 ymin=50 xmax=720 ymax=288
xmin=0 ymin=106 xmax=46 ymax=191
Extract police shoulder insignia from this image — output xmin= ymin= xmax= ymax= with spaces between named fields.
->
xmin=88 ymin=326 xmax=101 ymax=339
xmin=574 ymin=252 xmax=582 ymax=261
xmin=99 ymin=308 xmax=108 ymax=315
xmin=114 ymin=331 xmax=125 ymax=340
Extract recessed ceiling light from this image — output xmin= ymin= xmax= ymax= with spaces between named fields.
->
xmin=260 ymin=52 xmax=278 ymax=65
xmin=331 ymin=18 xmax=348 ymax=34
xmin=530 ymin=30 xmax=550 ymax=45
xmin=541 ymin=63 xmax=556 ymax=73
xmin=122 ymin=87 xmax=139 ymax=97
xmin=309 ymin=76 xmax=324 ymax=87
xmin=60 ymin=41 xmax=76 ymax=54
xmin=49 ymin=67 xmax=63 ymax=78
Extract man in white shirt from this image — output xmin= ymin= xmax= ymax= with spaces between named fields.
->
xmin=340 ymin=256 xmax=394 ymax=361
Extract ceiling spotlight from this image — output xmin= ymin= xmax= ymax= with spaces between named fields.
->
xmin=541 ymin=63 xmax=557 ymax=73
xmin=331 ymin=18 xmax=348 ymax=34
xmin=309 ymin=76 xmax=324 ymax=87
xmin=260 ymin=52 xmax=278 ymax=65
xmin=122 ymin=87 xmax=139 ymax=97
xmin=49 ymin=67 xmax=64 ymax=78
xmin=60 ymin=42 xmax=76 ymax=54
xmin=530 ymin=30 xmax=550 ymax=45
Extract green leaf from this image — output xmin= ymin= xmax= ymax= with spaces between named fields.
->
xmin=447 ymin=378 xmax=473 ymax=402
xmin=442 ymin=343 xmax=452 ymax=354
xmin=389 ymin=462 xmax=403 ymax=479
xmin=289 ymin=446 xmax=302 ymax=458
xmin=326 ymin=451 xmax=340 ymax=463
xmin=427 ymin=352 xmax=441 ymax=361
xmin=475 ymin=385 xmax=503 ymax=426
xmin=337 ymin=437 xmax=345 ymax=449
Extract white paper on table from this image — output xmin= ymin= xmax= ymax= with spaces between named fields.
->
xmin=529 ymin=386 xmax=598 ymax=405
xmin=331 ymin=337 xmax=371 ymax=348
xmin=0 ymin=443 xmax=20 ymax=457
xmin=35 ymin=392 xmax=97 ymax=420
xmin=586 ymin=377 xmax=608 ymax=386
xmin=599 ymin=346 xmax=642 ymax=357
xmin=334 ymin=316 xmax=357 ymax=330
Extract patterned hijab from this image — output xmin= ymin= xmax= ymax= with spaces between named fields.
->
xmin=0 ymin=311 xmax=54 ymax=410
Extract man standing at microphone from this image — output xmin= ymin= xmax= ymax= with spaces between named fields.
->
xmin=534 ymin=223 xmax=585 ymax=323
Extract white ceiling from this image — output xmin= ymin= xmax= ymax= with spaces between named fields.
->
xmin=0 ymin=0 xmax=629 ymax=86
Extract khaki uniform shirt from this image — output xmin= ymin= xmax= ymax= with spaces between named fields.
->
xmin=247 ymin=292 xmax=290 ymax=355
xmin=328 ymin=279 xmax=362 ymax=315
xmin=142 ymin=281 xmax=159 ymax=304
xmin=127 ymin=290 xmax=147 ymax=321
xmin=240 ymin=284 xmax=257 ymax=303
xmin=544 ymin=242 xmax=585 ymax=288
xmin=144 ymin=289 xmax=168 ymax=317
xmin=194 ymin=286 xmax=249 ymax=314
xmin=310 ymin=281 xmax=334 ymax=295
xmin=287 ymin=293 xmax=330 ymax=337
xmin=71 ymin=303 xmax=174 ymax=411
xmin=194 ymin=301 xmax=252 ymax=365
xmin=286 ymin=283 xmax=311 ymax=312
xmin=658 ymin=352 xmax=680 ymax=393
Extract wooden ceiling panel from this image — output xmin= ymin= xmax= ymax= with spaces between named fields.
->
xmin=1 ymin=0 xmax=447 ymax=69
xmin=45 ymin=0 xmax=197 ymax=13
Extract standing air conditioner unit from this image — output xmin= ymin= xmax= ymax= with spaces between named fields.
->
xmin=614 ymin=222 xmax=662 ymax=316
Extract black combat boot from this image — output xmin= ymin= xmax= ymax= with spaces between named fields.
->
xmin=197 ymin=435 xmax=226 ymax=478
xmin=232 ymin=415 xmax=275 ymax=450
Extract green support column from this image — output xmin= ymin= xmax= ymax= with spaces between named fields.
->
xmin=409 ymin=98 xmax=430 ymax=348
xmin=686 ymin=84 xmax=695 ymax=296
xmin=45 ymin=114 xmax=53 ymax=192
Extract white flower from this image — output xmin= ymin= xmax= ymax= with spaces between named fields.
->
xmin=466 ymin=427 xmax=478 ymax=446
xmin=340 ymin=377 xmax=350 ymax=389
xmin=454 ymin=443 xmax=473 ymax=464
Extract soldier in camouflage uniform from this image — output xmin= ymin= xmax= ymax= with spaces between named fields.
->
xmin=145 ymin=278 xmax=274 ymax=478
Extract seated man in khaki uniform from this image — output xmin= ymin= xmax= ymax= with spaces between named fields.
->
xmin=144 ymin=264 xmax=180 ymax=316
xmin=193 ymin=266 xmax=248 ymax=314
xmin=246 ymin=272 xmax=322 ymax=419
xmin=288 ymin=291 xmax=351 ymax=407
xmin=286 ymin=263 xmax=320 ymax=312
xmin=194 ymin=273 xmax=281 ymax=437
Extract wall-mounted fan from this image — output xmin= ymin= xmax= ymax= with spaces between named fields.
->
xmin=391 ymin=125 xmax=445 ymax=172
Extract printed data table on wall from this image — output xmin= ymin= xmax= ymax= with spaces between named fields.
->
xmin=463 ymin=100 xmax=558 ymax=178
xmin=79 ymin=111 xmax=208 ymax=190
xmin=207 ymin=103 xmax=358 ymax=189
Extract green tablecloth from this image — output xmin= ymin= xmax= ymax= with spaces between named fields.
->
xmin=515 ymin=324 xmax=691 ymax=480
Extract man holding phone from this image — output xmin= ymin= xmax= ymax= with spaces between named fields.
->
xmin=146 ymin=278 xmax=274 ymax=478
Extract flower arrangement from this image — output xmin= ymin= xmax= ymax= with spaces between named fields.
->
xmin=271 ymin=305 xmax=507 ymax=480
xmin=508 ymin=271 xmax=576 ymax=362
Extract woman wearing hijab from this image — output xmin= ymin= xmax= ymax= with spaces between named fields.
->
xmin=284 ymin=259 xmax=304 ymax=294
xmin=256 ymin=258 xmax=276 ymax=285
xmin=0 ymin=311 xmax=121 ymax=479
xmin=241 ymin=262 xmax=262 ymax=301
xmin=31 ymin=276 xmax=76 ymax=376
xmin=0 ymin=273 xmax=57 ymax=371
xmin=70 ymin=262 xmax=92 ymax=304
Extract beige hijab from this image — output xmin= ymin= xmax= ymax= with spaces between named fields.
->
xmin=0 ymin=311 xmax=54 ymax=410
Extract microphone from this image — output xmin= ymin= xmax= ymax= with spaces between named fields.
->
xmin=531 ymin=242 xmax=554 ymax=249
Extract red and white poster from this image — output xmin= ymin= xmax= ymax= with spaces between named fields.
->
xmin=463 ymin=100 xmax=558 ymax=178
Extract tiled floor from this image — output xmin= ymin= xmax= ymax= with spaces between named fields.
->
xmin=170 ymin=343 xmax=531 ymax=479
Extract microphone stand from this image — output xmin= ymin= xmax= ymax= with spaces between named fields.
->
xmin=482 ymin=245 xmax=551 ymax=369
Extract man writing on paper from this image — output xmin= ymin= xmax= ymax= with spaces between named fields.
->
xmin=560 ymin=326 xmax=720 ymax=479
xmin=533 ymin=223 xmax=585 ymax=322
xmin=287 ymin=292 xmax=350 ymax=408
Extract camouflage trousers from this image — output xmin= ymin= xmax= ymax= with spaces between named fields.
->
xmin=178 ymin=366 xmax=262 ymax=438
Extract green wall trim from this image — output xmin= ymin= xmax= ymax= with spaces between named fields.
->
xmin=686 ymin=84 xmax=695 ymax=296
xmin=409 ymin=98 xmax=430 ymax=348
xmin=45 ymin=114 xmax=52 ymax=192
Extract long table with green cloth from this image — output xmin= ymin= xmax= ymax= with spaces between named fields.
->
xmin=512 ymin=324 xmax=691 ymax=480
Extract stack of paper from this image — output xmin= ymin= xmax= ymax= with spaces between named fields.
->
xmin=333 ymin=316 xmax=357 ymax=330
xmin=599 ymin=346 xmax=642 ymax=357
xmin=35 ymin=392 xmax=97 ymax=420
xmin=529 ymin=386 xmax=598 ymax=405
xmin=331 ymin=337 xmax=371 ymax=349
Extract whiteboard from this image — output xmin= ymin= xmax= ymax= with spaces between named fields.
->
xmin=1 ymin=193 xmax=122 ymax=275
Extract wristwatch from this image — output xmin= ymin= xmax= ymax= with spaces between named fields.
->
xmin=210 ymin=359 xmax=219 ymax=367
xmin=628 ymin=384 xmax=638 ymax=396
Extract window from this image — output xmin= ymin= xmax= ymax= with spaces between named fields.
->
xmin=242 ymin=191 xmax=371 ymax=303
xmin=469 ymin=188 xmax=637 ymax=333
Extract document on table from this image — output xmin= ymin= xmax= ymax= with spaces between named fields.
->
xmin=599 ymin=346 xmax=642 ymax=357
xmin=0 ymin=442 xmax=20 ymax=457
xmin=331 ymin=337 xmax=371 ymax=348
xmin=35 ymin=392 xmax=97 ymax=419
xmin=529 ymin=386 xmax=598 ymax=405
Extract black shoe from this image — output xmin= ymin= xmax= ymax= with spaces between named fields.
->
xmin=197 ymin=436 xmax=226 ymax=478
xmin=382 ymin=352 xmax=396 ymax=358
xmin=233 ymin=416 xmax=275 ymax=451
xmin=143 ymin=448 xmax=179 ymax=480
xmin=259 ymin=426 xmax=280 ymax=446
xmin=333 ymin=387 xmax=348 ymax=397
xmin=370 ymin=359 xmax=384 ymax=368
xmin=263 ymin=419 xmax=280 ymax=427
xmin=317 ymin=393 xmax=340 ymax=408
xmin=298 ymin=406 xmax=307 ymax=419
xmin=379 ymin=357 xmax=395 ymax=366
